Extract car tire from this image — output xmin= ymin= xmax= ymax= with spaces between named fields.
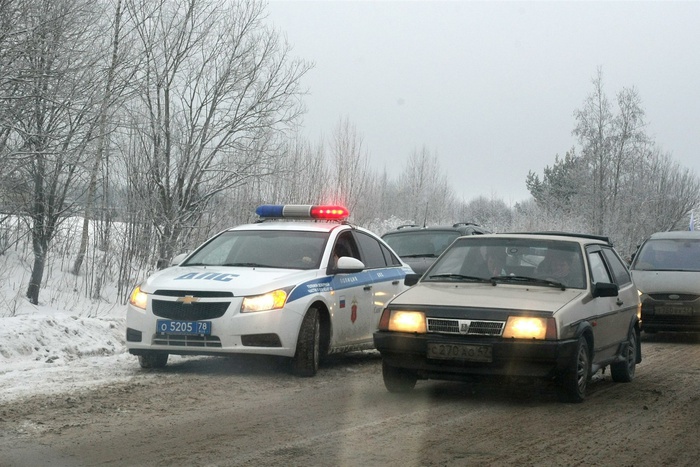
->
xmin=611 ymin=327 xmax=637 ymax=383
xmin=292 ymin=307 xmax=320 ymax=377
xmin=138 ymin=352 xmax=168 ymax=369
xmin=382 ymin=361 xmax=417 ymax=393
xmin=559 ymin=336 xmax=590 ymax=403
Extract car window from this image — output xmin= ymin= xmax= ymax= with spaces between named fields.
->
xmin=588 ymin=251 xmax=612 ymax=283
xmin=185 ymin=230 xmax=328 ymax=269
xmin=354 ymin=231 xmax=389 ymax=269
xmin=379 ymin=242 xmax=402 ymax=266
xmin=632 ymin=238 xmax=700 ymax=271
xmin=426 ymin=237 xmax=586 ymax=289
xmin=382 ymin=231 xmax=460 ymax=257
xmin=602 ymin=247 xmax=632 ymax=285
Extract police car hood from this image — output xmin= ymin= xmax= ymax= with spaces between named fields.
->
xmin=391 ymin=282 xmax=584 ymax=313
xmin=140 ymin=265 xmax=318 ymax=295
xmin=632 ymin=270 xmax=700 ymax=295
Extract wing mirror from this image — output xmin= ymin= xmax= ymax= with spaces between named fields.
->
xmin=592 ymin=282 xmax=619 ymax=298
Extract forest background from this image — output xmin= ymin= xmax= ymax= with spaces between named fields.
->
xmin=1 ymin=0 xmax=698 ymax=316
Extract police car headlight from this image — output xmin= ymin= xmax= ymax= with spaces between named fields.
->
xmin=503 ymin=316 xmax=556 ymax=340
xmin=129 ymin=286 xmax=148 ymax=310
xmin=378 ymin=309 xmax=426 ymax=333
xmin=241 ymin=288 xmax=290 ymax=313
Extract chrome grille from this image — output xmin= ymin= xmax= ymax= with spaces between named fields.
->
xmin=427 ymin=318 xmax=505 ymax=336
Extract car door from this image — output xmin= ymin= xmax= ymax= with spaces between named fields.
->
xmin=329 ymin=232 xmax=375 ymax=346
xmin=351 ymin=231 xmax=406 ymax=343
xmin=585 ymin=245 xmax=636 ymax=362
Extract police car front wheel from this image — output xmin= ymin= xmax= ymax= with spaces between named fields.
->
xmin=292 ymin=308 xmax=321 ymax=377
xmin=139 ymin=352 xmax=168 ymax=369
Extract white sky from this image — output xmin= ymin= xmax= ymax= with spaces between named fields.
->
xmin=266 ymin=0 xmax=700 ymax=204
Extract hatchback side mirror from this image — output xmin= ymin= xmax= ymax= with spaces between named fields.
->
xmin=404 ymin=273 xmax=421 ymax=287
xmin=592 ymin=282 xmax=619 ymax=298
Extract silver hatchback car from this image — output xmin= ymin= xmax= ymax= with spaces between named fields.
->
xmin=373 ymin=233 xmax=642 ymax=402
xmin=630 ymin=230 xmax=700 ymax=333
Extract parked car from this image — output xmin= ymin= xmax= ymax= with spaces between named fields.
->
xmin=630 ymin=230 xmax=700 ymax=333
xmin=381 ymin=223 xmax=490 ymax=275
xmin=373 ymin=232 xmax=641 ymax=402
xmin=126 ymin=204 xmax=412 ymax=376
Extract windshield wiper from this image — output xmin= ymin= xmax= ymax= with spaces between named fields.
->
xmin=402 ymin=253 xmax=438 ymax=258
xmin=221 ymin=262 xmax=272 ymax=268
xmin=493 ymin=275 xmax=566 ymax=290
xmin=427 ymin=273 xmax=492 ymax=283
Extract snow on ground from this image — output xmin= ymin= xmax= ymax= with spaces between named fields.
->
xmin=0 ymin=310 xmax=136 ymax=403
xmin=0 ymin=224 xmax=144 ymax=404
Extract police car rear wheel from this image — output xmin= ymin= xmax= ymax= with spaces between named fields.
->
xmin=292 ymin=308 xmax=320 ymax=377
xmin=138 ymin=352 xmax=168 ymax=369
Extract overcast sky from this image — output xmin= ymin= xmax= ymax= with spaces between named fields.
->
xmin=266 ymin=1 xmax=700 ymax=204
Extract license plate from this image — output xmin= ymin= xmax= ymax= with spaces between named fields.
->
xmin=427 ymin=343 xmax=492 ymax=362
xmin=655 ymin=306 xmax=693 ymax=316
xmin=156 ymin=319 xmax=212 ymax=335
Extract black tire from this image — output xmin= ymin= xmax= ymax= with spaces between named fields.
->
xmin=292 ymin=308 xmax=320 ymax=377
xmin=611 ymin=327 xmax=637 ymax=383
xmin=138 ymin=352 xmax=168 ymax=369
xmin=382 ymin=360 xmax=417 ymax=393
xmin=560 ymin=336 xmax=590 ymax=403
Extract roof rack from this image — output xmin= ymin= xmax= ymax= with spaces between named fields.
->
xmin=396 ymin=224 xmax=419 ymax=229
xmin=452 ymin=222 xmax=480 ymax=228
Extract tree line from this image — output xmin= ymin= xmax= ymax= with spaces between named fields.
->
xmin=1 ymin=1 xmax=698 ymax=308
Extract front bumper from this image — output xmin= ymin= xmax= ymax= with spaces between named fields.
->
xmin=126 ymin=302 xmax=305 ymax=358
xmin=373 ymin=331 xmax=578 ymax=380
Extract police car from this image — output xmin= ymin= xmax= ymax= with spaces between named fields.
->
xmin=126 ymin=204 xmax=412 ymax=376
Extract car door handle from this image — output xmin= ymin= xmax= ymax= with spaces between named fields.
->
xmin=392 ymin=280 xmax=400 ymax=285
xmin=364 ymin=285 xmax=372 ymax=291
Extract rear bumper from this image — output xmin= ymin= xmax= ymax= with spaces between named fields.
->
xmin=373 ymin=331 xmax=578 ymax=380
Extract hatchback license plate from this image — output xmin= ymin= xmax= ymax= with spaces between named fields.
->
xmin=157 ymin=319 xmax=212 ymax=335
xmin=427 ymin=343 xmax=492 ymax=362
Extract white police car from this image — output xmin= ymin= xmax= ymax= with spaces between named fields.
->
xmin=126 ymin=205 xmax=412 ymax=376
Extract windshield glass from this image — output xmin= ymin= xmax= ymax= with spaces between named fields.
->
xmin=382 ymin=231 xmax=460 ymax=257
xmin=631 ymin=238 xmax=700 ymax=272
xmin=183 ymin=230 xmax=328 ymax=269
xmin=425 ymin=237 xmax=587 ymax=289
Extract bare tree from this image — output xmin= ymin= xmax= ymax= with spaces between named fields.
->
xmin=396 ymin=146 xmax=455 ymax=225
xmin=124 ymin=0 xmax=311 ymax=268
xmin=1 ymin=0 xmax=106 ymax=304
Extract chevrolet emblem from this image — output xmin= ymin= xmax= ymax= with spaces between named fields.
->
xmin=177 ymin=295 xmax=199 ymax=305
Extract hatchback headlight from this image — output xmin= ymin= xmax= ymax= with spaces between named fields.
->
xmin=503 ymin=316 xmax=556 ymax=340
xmin=378 ymin=309 xmax=427 ymax=333
xmin=241 ymin=288 xmax=290 ymax=313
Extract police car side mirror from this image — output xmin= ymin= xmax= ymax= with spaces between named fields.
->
xmin=333 ymin=256 xmax=365 ymax=274
xmin=404 ymin=273 xmax=421 ymax=287
xmin=171 ymin=253 xmax=188 ymax=266
xmin=592 ymin=282 xmax=619 ymax=298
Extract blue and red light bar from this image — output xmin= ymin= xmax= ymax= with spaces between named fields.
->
xmin=256 ymin=204 xmax=349 ymax=220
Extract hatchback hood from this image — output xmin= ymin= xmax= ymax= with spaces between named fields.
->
xmin=140 ymin=265 xmax=316 ymax=296
xmin=632 ymin=270 xmax=700 ymax=295
xmin=391 ymin=282 xmax=584 ymax=313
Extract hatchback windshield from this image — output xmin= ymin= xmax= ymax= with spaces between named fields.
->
xmin=184 ymin=230 xmax=329 ymax=269
xmin=425 ymin=237 xmax=587 ymax=289
xmin=631 ymin=238 xmax=700 ymax=272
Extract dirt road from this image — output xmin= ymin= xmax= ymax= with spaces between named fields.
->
xmin=1 ymin=332 xmax=699 ymax=466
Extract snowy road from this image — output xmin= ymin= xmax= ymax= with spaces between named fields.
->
xmin=1 ymin=332 xmax=700 ymax=466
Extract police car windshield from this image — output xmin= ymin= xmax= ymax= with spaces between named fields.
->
xmin=183 ymin=230 xmax=328 ymax=270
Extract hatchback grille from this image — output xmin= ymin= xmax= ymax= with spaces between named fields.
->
xmin=152 ymin=300 xmax=230 ymax=320
xmin=153 ymin=334 xmax=222 ymax=347
xmin=427 ymin=318 xmax=505 ymax=336
xmin=648 ymin=294 xmax=699 ymax=301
